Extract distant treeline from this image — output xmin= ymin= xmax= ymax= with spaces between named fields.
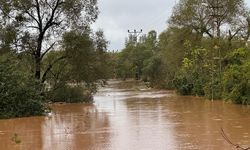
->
xmin=114 ymin=0 xmax=250 ymax=104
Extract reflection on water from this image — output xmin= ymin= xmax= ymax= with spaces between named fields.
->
xmin=0 ymin=80 xmax=250 ymax=150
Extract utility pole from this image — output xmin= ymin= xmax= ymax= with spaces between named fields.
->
xmin=208 ymin=0 xmax=223 ymax=101
xmin=127 ymin=29 xmax=143 ymax=80
xmin=209 ymin=0 xmax=223 ymax=38
xmin=128 ymin=29 xmax=143 ymax=43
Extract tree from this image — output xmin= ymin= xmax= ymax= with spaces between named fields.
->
xmin=94 ymin=29 xmax=109 ymax=53
xmin=116 ymin=31 xmax=162 ymax=82
xmin=144 ymin=30 xmax=158 ymax=50
xmin=238 ymin=11 xmax=250 ymax=44
xmin=169 ymin=0 xmax=246 ymax=39
xmin=0 ymin=0 xmax=99 ymax=81
xmin=62 ymin=30 xmax=98 ymax=83
xmin=93 ymin=30 xmax=113 ymax=79
xmin=116 ymin=44 xmax=135 ymax=80
xmin=142 ymin=55 xmax=165 ymax=87
xmin=169 ymin=0 xmax=212 ymax=39
xmin=43 ymin=29 xmax=110 ymax=103
xmin=157 ymin=27 xmax=199 ymax=88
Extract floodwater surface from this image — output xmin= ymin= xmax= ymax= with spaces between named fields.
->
xmin=0 ymin=80 xmax=250 ymax=150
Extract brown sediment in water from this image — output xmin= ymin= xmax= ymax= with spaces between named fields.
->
xmin=0 ymin=80 xmax=250 ymax=150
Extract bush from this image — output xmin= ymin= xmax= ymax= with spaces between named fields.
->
xmin=48 ymin=84 xmax=94 ymax=103
xmin=204 ymin=77 xmax=223 ymax=100
xmin=0 ymin=55 xmax=46 ymax=119
xmin=174 ymin=48 xmax=224 ymax=99
xmin=174 ymin=76 xmax=193 ymax=95
xmin=222 ymin=48 xmax=250 ymax=104
xmin=222 ymin=63 xmax=250 ymax=104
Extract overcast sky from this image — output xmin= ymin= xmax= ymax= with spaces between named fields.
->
xmin=92 ymin=0 xmax=250 ymax=51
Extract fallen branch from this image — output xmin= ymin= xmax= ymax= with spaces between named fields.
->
xmin=221 ymin=128 xmax=250 ymax=150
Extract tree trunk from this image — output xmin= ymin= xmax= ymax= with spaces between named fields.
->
xmin=35 ymin=36 xmax=43 ymax=80
xmin=35 ymin=56 xmax=41 ymax=80
xmin=216 ymin=23 xmax=221 ymax=38
xmin=244 ymin=18 xmax=250 ymax=44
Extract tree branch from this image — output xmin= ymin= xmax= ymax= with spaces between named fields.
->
xmin=35 ymin=0 xmax=43 ymax=30
xmin=42 ymin=55 xmax=67 ymax=83
xmin=205 ymin=30 xmax=214 ymax=38
xmin=0 ymin=5 xmax=11 ymax=18
xmin=228 ymin=28 xmax=242 ymax=41
xmin=43 ymin=0 xmax=63 ymax=33
xmin=24 ymin=9 xmax=40 ymax=27
xmin=221 ymin=128 xmax=250 ymax=150
xmin=27 ymin=26 xmax=40 ymax=30
xmin=41 ymin=42 xmax=56 ymax=59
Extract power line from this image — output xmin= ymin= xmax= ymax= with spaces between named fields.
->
xmin=127 ymin=29 xmax=143 ymax=43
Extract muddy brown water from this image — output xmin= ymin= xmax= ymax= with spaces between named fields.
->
xmin=1 ymin=80 xmax=250 ymax=150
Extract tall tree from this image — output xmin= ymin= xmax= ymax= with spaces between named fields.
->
xmin=94 ymin=30 xmax=108 ymax=53
xmin=0 ymin=0 xmax=99 ymax=81
xmin=169 ymin=0 xmax=246 ymax=39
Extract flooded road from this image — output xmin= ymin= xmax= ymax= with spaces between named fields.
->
xmin=1 ymin=80 xmax=250 ymax=150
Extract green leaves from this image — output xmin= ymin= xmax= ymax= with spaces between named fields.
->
xmin=222 ymin=48 xmax=250 ymax=104
xmin=48 ymin=84 xmax=94 ymax=103
xmin=170 ymin=0 xmax=246 ymax=38
xmin=224 ymin=48 xmax=249 ymax=65
xmin=0 ymin=54 xmax=46 ymax=119
xmin=116 ymin=31 xmax=155 ymax=80
xmin=0 ymin=0 xmax=100 ymax=82
xmin=62 ymin=30 xmax=97 ymax=83
xmin=42 ymin=29 xmax=111 ymax=103
xmin=63 ymin=0 xmax=99 ymax=26
xmin=174 ymin=47 xmax=212 ymax=96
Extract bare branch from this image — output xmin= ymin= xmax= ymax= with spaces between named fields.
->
xmin=24 ymin=9 xmax=40 ymax=27
xmin=43 ymin=0 xmax=63 ymax=33
xmin=221 ymin=128 xmax=250 ymax=150
xmin=35 ymin=0 xmax=43 ymax=30
xmin=228 ymin=28 xmax=242 ymax=41
xmin=0 ymin=5 xmax=11 ymax=18
xmin=26 ymin=26 xmax=40 ymax=29
xmin=205 ymin=30 xmax=214 ymax=38
xmin=42 ymin=55 xmax=67 ymax=83
xmin=41 ymin=42 xmax=56 ymax=59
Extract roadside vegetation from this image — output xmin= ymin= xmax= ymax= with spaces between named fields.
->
xmin=115 ymin=0 xmax=250 ymax=104
xmin=0 ymin=0 xmax=114 ymax=119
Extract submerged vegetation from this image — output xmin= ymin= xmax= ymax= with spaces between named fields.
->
xmin=115 ymin=0 xmax=250 ymax=104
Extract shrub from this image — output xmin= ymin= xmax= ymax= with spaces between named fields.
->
xmin=222 ymin=62 xmax=250 ymax=104
xmin=222 ymin=48 xmax=250 ymax=104
xmin=0 ymin=54 xmax=46 ymax=119
xmin=48 ymin=84 xmax=94 ymax=103
xmin=174 ymin=76 xmax=193 ymax=95
xmin=204 ymin=77 xmax=223 ymax=100
xmin=174 ymin=48 xmax=221 ymax=98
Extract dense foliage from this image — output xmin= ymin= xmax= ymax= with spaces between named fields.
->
xmin=0 ymin=0 xmax=113 ymax=119
xmin=115 ymin=0 xmax=250 ymax=104
xmin=0 ymin=0 xmax=99 ymax=80
xmin=115 ymin=30 xmax=167 ymax=88
xmin=0 ymin=54 xmax=46 ymax=119
xmin=43 ymin=29 xmax=112 ymax=103
xmin=222 ymin=48 xmax=250 ymax=104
